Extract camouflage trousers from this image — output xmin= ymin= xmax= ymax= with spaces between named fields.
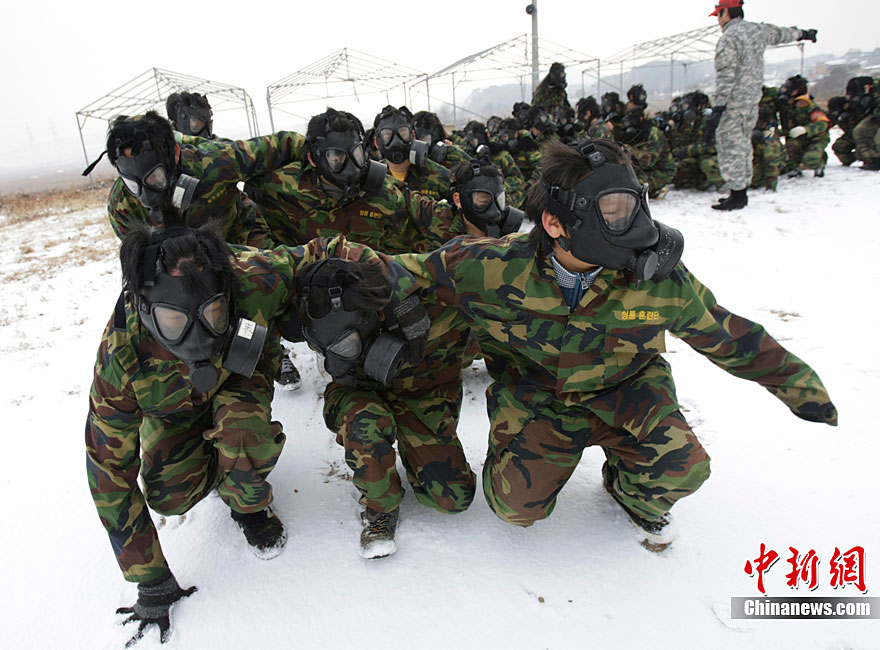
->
xmin=785 ymin=133 xmax=829 ymax=171
xmin=854 ymin=116 xmax=880 ymax=160
xmin=139 ymin=403 xmax=285 ymax=518
xmin=832 ymin=132 xmax=857 ymax=166
xmin=324 ymin=379 xmax=476 ymax=515
xmin=717 ymin=104 xmax=759 ymax=191
xmin=482 ymin=402 xmax=711 ymax=526
xmin=751 ymin=139 xmax=786 ymax=190
xmin=674 ymin=155 xmax=722 ymax=190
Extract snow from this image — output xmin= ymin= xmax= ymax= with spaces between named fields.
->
xmin=1 ymin=157 xmax=878 ymax=650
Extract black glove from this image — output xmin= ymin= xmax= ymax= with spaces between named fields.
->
xmin=116 ymin=572 xmax=197 ymax=647
xmin=798 ymin=28 xmax=817 ymax=43
xmin=703 ymin=105 xmax=726 ymax=147
xmin=391 ymin=294 xmax=431 ymax=364
xmin=673 ymin=147 xmax=689 ymax=161
xmin=792 ymin=401 xmax=838 ymax=426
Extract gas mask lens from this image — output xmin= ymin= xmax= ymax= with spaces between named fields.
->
xmin=598 ymin=188 xmax=643 ymax=232
xmin=143 ymin=165 xmax=168 ymax=191
xmin=378 ymin=125 xmax=412 ymax=145
xmin=153 ymin=305 xmax=191 ymax=342
xmin=470 ymin=190 xmax=494 ymax=212
xmin=324 ymin=149 xmax=349 ymax=173
xmin=188 ymin=117 xmax=206 ymax=133
xmin=327 ymin=330 xmax=363 ymax=360
xmin=201 ymin=295 xmax=230 ymax=335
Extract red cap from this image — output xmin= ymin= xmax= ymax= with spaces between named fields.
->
xmin=709 ymin=0 xmax=743 ymax=16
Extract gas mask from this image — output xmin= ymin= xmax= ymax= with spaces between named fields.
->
xmin=375 ymin=116 xmax=414 ymax=165
xmin=529 ymin=107 xmax=555 ymax=135
xmin=627 ymin=85 xmax=648 ymax=107
xmin=299 ymin=261 xmax=406 ymax=386
xmin=309 ymin=128 xmax=387 ymax=200
xmin=464 ymin=128 xmax=490 ymax=156
xmin=496 ymin=127 xmax=521 ymax=155
xmin=548 ymin=64 xmax=566 ymax=88
xmin=173 ymin=104 xmax=214 ymax=138
xmin=621 ymin=109 xmax=645 ymax=143
xmin=133 ymin=230 xmax=267 ymax=393
xmin=542 ymin=140 xmax=684 ymax=281
xmin=110 ymin=125 xmax=199 ymax=217
xmin=456 ymin=161 xmax=523 ymax=237
xmin=601 ymin=93 xmax=620 ymax=119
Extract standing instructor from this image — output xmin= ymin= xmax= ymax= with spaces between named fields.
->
xmin=704 ymin=0 xmax=817 ymax=211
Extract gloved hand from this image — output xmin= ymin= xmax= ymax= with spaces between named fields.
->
xmin=116 ymin=572 xmax=197 ymax=646
xmin=788 ymin=125 xmax=807 ymax=139
xmin=792 ymin=401 xmax=838 ymax=426
xmin=703 ymin=105 xmax=726 ymax=147
xmin=391 ymin=294 xmax=431 ymax=364
xmin=798 ymin=28 xmax=818 ymax=43
xmin=673 ymin=147 xmax=689 ymax=161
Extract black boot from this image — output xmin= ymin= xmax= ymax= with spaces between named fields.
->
xmin=861 ymin=159 xmax=880 ymax=171
xmin=231 ymin=507 xmax=288 ymax=559
xmin=711 ymin=188 xmax=748 ymax=211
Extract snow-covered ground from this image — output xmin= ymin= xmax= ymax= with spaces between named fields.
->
xmin=1 ymin=157 xmax=878 ymax=649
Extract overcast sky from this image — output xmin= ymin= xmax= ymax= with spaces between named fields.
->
xmin=2 ymin=0 xmax=877 ymax=170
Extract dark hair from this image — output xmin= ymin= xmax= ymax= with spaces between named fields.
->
xmin=412 ymin=110 xmax=447 ymax=142
xmin=166 ymin=91 xmax=211 ymax=119
xmin=526 ymin=139 xmax=631 ymax=249
xmin=120 ymin=221 xmax=236 ymax=299
xmin=307 ymin=108 xmax=365 ymax=144
xmin=576 ymin=96 xmax=600 ymax=121
xmin=373 ymin=105 xmax=413 ymax=129
xmin=464 ymin=120 xmax=487 ymax=135
xmin=451 ymin=159 xmax=502 ymax=187
xmin=727 ymin=6 xmax=744 ymax=19
xmin=295 ymin=259 xmax=392 ymax=319
xmin=106 ymin=111 xmax=175 ymax=167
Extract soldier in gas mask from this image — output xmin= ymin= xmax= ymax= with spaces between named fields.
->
xmin=462 ymin=120 xmax=526 ymax=208
xmin=532 ymin=62 xmax=572 ymax=116
xmin=391 ymin=138 xmax=836 ymax=551
xmin=86 ymin=222 xmax=393 ymax=644
xmin=494 ymin=117 xmax=541 ymax=184
xmin=166 ymin=91 xmax=214 ymax=139
xmin=297 ymin=258 xmax=476 ymax=559
xmin=626 ymin=84 xmax=649 ymax=111
xmin=776 ymin=74 xmax=830 ymax=177
xmin=620 ymin=107 xmax=678 ymax=198
xmin=247 ymin=108 xmax=462 ymax=254
xmin=86 ymin=112 xmax=303 ymax=247
xmin=372 ymin=105 xmax=452 ymax=201
xmin=450 ymin=159 xmax=524 ymax=237
xmin=407 ymin=110 xmax=470 ymax=170
xmin=848 ymin=75 xmax=880 ymax=170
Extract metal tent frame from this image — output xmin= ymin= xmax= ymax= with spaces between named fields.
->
xmin=75 ymin=67 xmax=260 ymax=186
xmin=265 ymin=48 xmax=427 ymax=130
xmin=409 ymin=34 xmax=600 ymax=126
xmin=590 ymin=25 xmax=807 ymax=97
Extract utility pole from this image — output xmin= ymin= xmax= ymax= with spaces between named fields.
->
xmin=526 ymin=2 xmax=539 ymax=95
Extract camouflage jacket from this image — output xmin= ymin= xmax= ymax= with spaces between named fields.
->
xmin=714 ymin=18 xmax=801 ymax=108
xmin=86 ymin=236 xmax=389 ymax=582
xmin=780 ymin=95 xmax=831 ymax=140
xmin=532 ymin=85 xmax=571 ymax=116
xmin=107 ymin=132 xmax=306 ymax=246
xmin=629 ymin=125 xmax=676 ymax=173
xmin=248 ymin=160 xmax=462 ymax=254
xmin=489 ymin=148 xmax=527 ymax=208
xmin=393 ymin=234 xmax=835 ymax=437
xmin=389 ymin=158 xmax=452 ymax=202
xmin=437 ymin=142 xmax=472 ymax=171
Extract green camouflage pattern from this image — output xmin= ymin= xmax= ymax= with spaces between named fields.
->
xmin=629 ymin=125 xmax=678 ymax=195
xmin=532 ymin=85 xmax=571 ymax=116
xmin=853 ymin=77 xmax=880 ymax=161
xmin=249 ymin=160 xmax=462 ymax=255
xmin=780 ymin=96 xmax=830 ymax=171
xmin=86 ymin=236 xmax=385 ymax=582
xmin=437 ymin=142 xmax=472 ymax=171
xmin=587 ymin=122 xmax=615 ymax=141
xmin=107 ymin=131 xmax=306 ymax=246
xmin=248 ymin=163 xmax=476 ymax=517
xmin=323 ymin=302 xmax=475 ymax=514
xmin=751 ymin=131 xmax=786 ymax=190
xmin=490 ymin=149 xmax=527 ymax=209
xmin=391 ymin=157 xmax=451 ymax=202
xmin=392 ymin=234 xmax=836 ymax=525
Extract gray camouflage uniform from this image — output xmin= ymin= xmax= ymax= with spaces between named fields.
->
xmin=713 ymin=18 xmax=801 ymax=190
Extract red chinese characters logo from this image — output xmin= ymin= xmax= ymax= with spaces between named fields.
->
xmin=744 ymin=544 xmax=868 ymax=595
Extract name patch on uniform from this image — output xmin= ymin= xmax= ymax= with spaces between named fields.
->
xmin=617 ymin=310 xmax=660 ymax=321
xmin=359 ymin=209 xmax=382 ymax=218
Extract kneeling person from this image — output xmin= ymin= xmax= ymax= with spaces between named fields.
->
xmin=86 ymin=223 xmax=386 ymax=644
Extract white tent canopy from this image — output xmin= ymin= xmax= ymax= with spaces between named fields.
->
xmin=265 ymin=48 xmax=427 ymax=130
xmin=75 ymin=67 xmax=260 ymax=185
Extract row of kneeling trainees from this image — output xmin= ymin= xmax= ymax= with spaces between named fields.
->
xmin=85 ymin=45 xmax=838 ymax=650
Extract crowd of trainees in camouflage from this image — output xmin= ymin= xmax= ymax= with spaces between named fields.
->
xmin=83 ymin=68 xmax=840 ymax=645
